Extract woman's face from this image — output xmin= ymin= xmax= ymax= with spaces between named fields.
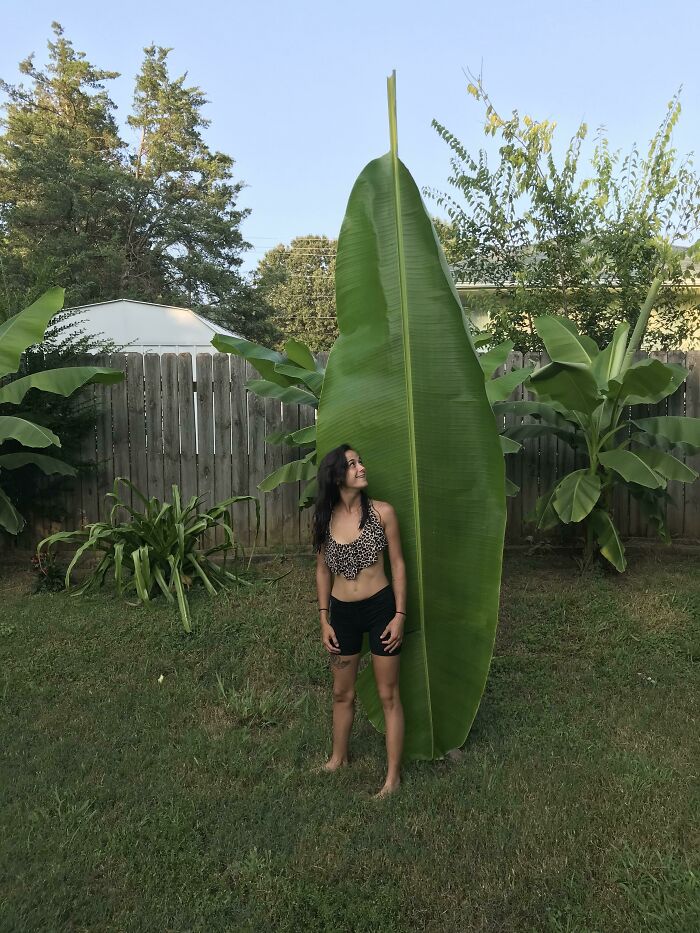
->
xmin=342 ymin=449 xmax=367 ymax=490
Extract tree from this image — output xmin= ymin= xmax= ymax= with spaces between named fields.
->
xmin=122 ymin=45 xmax=251 ymax=324
xmin=254 ymin=236 xmax=338 ymax=351
xmin=0 ymin=22 xmax=125 ymax=312
xmin=427 ymin=75 xmax=700 ymax=352
xmin=0 ymin=25 xmax=271 ymax=342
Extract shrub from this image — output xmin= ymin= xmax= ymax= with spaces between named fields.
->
xmin=37 ymin=478 xmax=260 ymax=631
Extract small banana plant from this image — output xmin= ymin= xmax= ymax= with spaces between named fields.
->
xmin=0 ymin=287 xmax=123 ymax=533
xmin=472 ymin=329 xmax=537 ymax=497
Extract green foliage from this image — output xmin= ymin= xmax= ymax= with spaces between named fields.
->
xmin=254 ymin=236 xmax=338 ymax=351
xmin=0 ymin=288 xmax=123 ymax=534
xmin=492 ymin=313 xmax=699 ymax=571
xmin=211 ymin=332 xmax=322 ymax=507
xmin=37 ymin=478 xmax=261 ymax=632
xmin=428 ymin=74 xmax=700 ymax=352
xmin=0 ymin=24 xmax=271 ymax=342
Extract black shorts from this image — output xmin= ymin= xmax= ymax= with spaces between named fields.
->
xmin=329 ymin=584 xmax=399 ymax=657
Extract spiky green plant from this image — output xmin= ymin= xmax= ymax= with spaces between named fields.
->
xmin=37 ymin=478 xmax=260 ymax=632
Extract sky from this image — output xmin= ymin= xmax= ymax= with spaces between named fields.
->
xmin=2 ymin=0 xmax=699 ymax=273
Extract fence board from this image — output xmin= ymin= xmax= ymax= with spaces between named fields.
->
xmin=161 ymin=354 xmax=180 ymax=498
xmin=298 ymin=404 xmax=316 ymax=548
xmin=520 ymin=352 xmax=540 ymax=539
xmin=685 ymin=352 xmax=700 ymax=539
xmin=230 ymin=356 xmax=250 ymax=547
xmin=127 ymin=354 xmax=148 ymax=502
xmin=246 ymin=360 xmax=266 ymax=547
xmin=94 ymin=353 xmax=114 ymax=521
xmin=79 ymin=383 xmax=98 ymax=526
xmin=144 ymin=354 xmax=164 ymax=503
xmin=281 ymin=402 xmax=301 ymax=547
xmin=178 ymin=354 xmax=197 ymax=504
xmin=110 ymin=353 xmax=130 ymax=512
xmin=627 ymin=350 xmax=649 ymax=537
xmin=666 ymin=351 xmax=687 ymax=537
xmin=196 ymin=354 xmax=215 ymax=507
xmin=537 ymin=351 xmax=557 ymax=526
xmin=196 ymin=354 xmax=215 ymax=549
xmin=264 ymin=398 xmax=285 ymax=547
xmin=213 ymin=353 xmax=232 ymax=548
xmin=504 ymin=353 xmax=523 ymax=543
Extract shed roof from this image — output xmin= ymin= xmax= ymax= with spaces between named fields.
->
xmin=64 ymin=299 xmax=242 ymax=353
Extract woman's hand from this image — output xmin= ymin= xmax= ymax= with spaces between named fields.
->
xmin=380 ymin=615 xmax=405 ymax=654
xmin=321 ymin=621 xmax=340 ymax=654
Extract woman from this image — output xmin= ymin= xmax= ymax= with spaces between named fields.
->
xmin=312 ymin=444 xmax=407 ymax=798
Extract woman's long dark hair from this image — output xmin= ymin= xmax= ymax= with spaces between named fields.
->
xmin=312 ymin=444 xmax=370 ymax=551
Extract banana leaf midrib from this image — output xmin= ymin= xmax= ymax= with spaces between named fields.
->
xmin=388 ymin=76 xmax=433 ymax=754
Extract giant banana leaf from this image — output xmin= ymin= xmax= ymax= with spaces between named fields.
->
xmin=316 ymin=74 xmax=506 ymax=760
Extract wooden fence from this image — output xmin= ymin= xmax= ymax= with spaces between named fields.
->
xmin=6 ymin=349 xmax=700 ymax=550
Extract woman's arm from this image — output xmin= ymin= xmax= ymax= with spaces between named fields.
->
xmin=380 ymin=503 xmax=406 ymax=613
xmin=375 ymin=502 xmax=406 ymax=654
xmin=316 ymin=548 xmax=339 ymax=653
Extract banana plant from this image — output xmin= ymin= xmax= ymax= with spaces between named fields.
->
xmin=472 ymin=331 xmax=536 ymax=496
xmin=316 ymin=73 xmax=506 ymax=760
xmin=0 ymin=288 xmax=124 ymax=534
xmin=497 ymin=312 xmax=699 ymax=571
xmin=211 ymin=333 xmax=322 ymax=506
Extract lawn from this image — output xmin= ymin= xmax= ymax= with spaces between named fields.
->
xmin=1 ymin=548 xmax=698 ymax=932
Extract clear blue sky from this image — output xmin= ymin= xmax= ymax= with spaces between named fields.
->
xmin=2 ymin=1 xmax=699 ymax=273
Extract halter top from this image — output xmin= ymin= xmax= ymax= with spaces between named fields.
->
xmin=324 ymin=500 xmax=388 ymax=580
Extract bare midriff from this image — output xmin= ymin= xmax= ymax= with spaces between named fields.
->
xmin=330 ymin=555 xmax=390 ymax=602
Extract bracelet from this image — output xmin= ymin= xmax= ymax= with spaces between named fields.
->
xmin=319 ymin=608 xmax=329 ymax=613
xmin=396 ymin=611 xmax=406 ymax=616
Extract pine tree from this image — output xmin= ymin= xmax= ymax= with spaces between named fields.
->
xmin=0 ymin=22 xmax=125 ymax=313
xmin=122 ymin=45 xmax=251 ymax=324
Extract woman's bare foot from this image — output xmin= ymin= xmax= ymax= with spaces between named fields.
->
xmin=373 ymin=779 xmax=400 ymax=799
xmin=314 ymin=756 xmax=349 ymax=773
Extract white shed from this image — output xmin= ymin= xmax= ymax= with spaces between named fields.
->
xmin=65 ymin=299 xmax=242 ymax=359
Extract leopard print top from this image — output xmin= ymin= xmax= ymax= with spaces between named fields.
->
xmin=324 ymin=500 xmax=388 ymax=580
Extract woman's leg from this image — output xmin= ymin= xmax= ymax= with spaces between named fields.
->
xmin=324 ymin=652 xmax=361 ymax=770
xmin=370 ymin=654 xmax=404 ymax=794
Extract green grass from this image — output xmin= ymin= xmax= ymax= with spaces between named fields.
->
xmin=1 ymin=549 xmax=699 ymax=932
